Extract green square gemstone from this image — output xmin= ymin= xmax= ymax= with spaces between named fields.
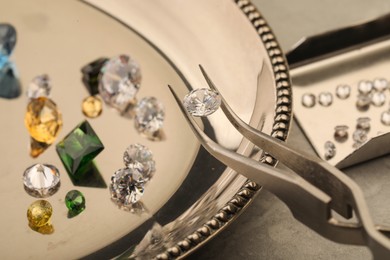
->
xmin=56 ymin=120 xmax=104 ymax=180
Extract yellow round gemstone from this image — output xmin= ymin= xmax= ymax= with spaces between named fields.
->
xmin=27 ymin=200 xmax=53 ymax=227
xmin=82 ymin=96 xmax=103 ymax=118
xmin=24 ymin=97 xmax=63 ymax=144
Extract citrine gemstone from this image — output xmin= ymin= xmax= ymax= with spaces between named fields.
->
xmin=24 ymin=97 xmax=62 ymax=144
xmin=56 ymin=120 xmax=104 ymax=179
xmin=30 ymin=137 xmax=50 ymax=158
xmin=27 ymin=200 xmax=53 ymax=227
xmin=65 ymin=190 xmax=86 ymax=216
xmin=82 ymin=96 xmax=103 ymax=118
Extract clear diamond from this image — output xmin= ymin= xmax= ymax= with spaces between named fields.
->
xmin=318 ymin=92 xmax=333 ymax=107
xmin=373 ymin=78 xmax=388 ymax=92
xmin=0 ymin=24 xmax=17 ymax=56
xmin=301 ymin=93 xmax=315 ymax=108
xmin=371 ymin=92 xmax=386 ymax=107
xmin=123 ymin=144 xmax=156 ymax=180
xmin=324 ymin=141 xmax=336 ymax=160
xmin=335 ymin=84 xmax=351 ymax=99
xmin=23 ymin=164 xmax=60 ymax=198
xmin=381 ymin=110 xmax=390 ymax=126
xmin=353 ymin=129 xmax=368 ymax=144
xmin=110 ymin=167 xmax=146 ymax=210
xmin=99 ymin=55 xmax=141 ymax=112
xmin=356 ymin=94 xmax=371 ymax=112
xmin=358 ymin=80 xmax=373 ymax=95
xmin=27 ymin=74 xmax=51 ymax=99
xmin=183 ymin=88 xmax=221 ymax=116
xmin=356 ymin=117 xmax=371 ymax=132
xmin=135 ymin=97 xmax=165 ymax=134
xmin=334 ymin=125 xmax=348 ymax=143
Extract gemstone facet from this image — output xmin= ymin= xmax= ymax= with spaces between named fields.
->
xmin=135 ymin=97 xmax=165 ymax=135
xmin=123 ymin=144 xmax=156 ymax=181
xmin=371 ymin=92 xmax=386 ymax=107
xmin=23 ymin=163 xmax=60 ymax=198
xmin=358 ymin=80 xmax=373 ymax=95
xmin=356 ymin=117 xmax=371 ymax=132
xmin=381 ymin=110 xmax=390 ymax=126
xmin=65 ymin=190 xmax=86 ymax=217
xmin=301 ymin=93 xmax=316 ymax=108
xmin=334 ymin=125 xmax=349 ymax=143
xmin=81 ymin=57 xmax=108 ymax=96
xmin=27 ymin=200 xmax=53 ymax=227
xmin=99 ymin=55 xmax=141 ymax=112
xmin=24 ymin=97 xmax=62 ymax=144
xmin=324 ymin=141 xmax=336 ymax=160
xmin=82 ymin=96 xmax=103 ymax=118
xmin=318 ymin=92 xmax=333 ymax=107
xmin=356 ymin=95 xmax=371 ymax=112
xmin=27 ymin=74 xmax=51 ymax=99
xmin=373 ymin=78 xmax=388 ymax=92
xmin=183 ymin=88 xmax=221 ymax=116
xmin=0 ymin=61 xmax=21 ymax=99
xmin=56 ymin=120 xmax=104 ymax=179
xmin=335 ymin=84 xmax=351 ymax=99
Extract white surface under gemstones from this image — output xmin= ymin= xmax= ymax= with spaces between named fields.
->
xmin=123 ymin=143 xmax=156 ymax=181
xmin=26 ymin=74 xmax=52 ymax=99
xmin=183 ymin=88 xmax=222 ymax=117
xmin=99 ymin=55 xmax=141 ymax=112
xmin=134 ymin=97 xmax=165 ymax=134
xmin=23 ymin=163 xmax=60 ymax=197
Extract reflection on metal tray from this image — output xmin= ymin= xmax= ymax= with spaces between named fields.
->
xmin=288 ymin=14 xmax=390 ymax=168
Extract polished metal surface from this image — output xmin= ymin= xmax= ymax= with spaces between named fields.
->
xmin=0 ymin=0 xmax=291 ymax=259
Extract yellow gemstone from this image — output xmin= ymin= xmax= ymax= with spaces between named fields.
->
xmin=30 ymin=137 xmax=50 ymax=158
xmin=27 ymin=200 xmax=53 ymax=227
xmin=24 ymin=97 xmax=63 ymax=144
xmin=82 ymin=96 xmax=103 ymax=118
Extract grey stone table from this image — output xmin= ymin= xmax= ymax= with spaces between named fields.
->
xmin=188 ymin=1 xmax=390 ymax=259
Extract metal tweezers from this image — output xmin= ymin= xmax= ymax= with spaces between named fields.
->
xmin=168 ymin=65 xmax=390 ymax=259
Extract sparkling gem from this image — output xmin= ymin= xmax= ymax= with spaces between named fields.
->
xmin=353 ymin=129 xmax=368 ymax=144
xmin=65 ymin=190 xmax=86 ymax=217
xmin=0 ymin=23 xmax=17 ymax=56
xmin=99 ymin=55 xmax=141 ymax=112
xmin=183 ymin=88 xmax=221 ymax=116
xmin=335 ymin=84 xmax=351 ymax=99
xmin=27 ymin=74 xmax=51 ymax=99
xmin=24 ymin=97 xmax=62 ymax=144
xmin=356 ymin=117 xmax=371 ymax=132
xmin=82 ymin=96 xmax=103 ymax=118
xmin=373 ymin=78 xmax=388 ymax=92
xmin=81 ymin=57 xmax=108 ymax=95
xmin=123 ymin=144 xmax=156 ymax=180
xmin=301 ymin=93 xmax=315 ymax=108
xmin=23 ymin=163 xmax=60 ymax=198
xmin=56 ymin=120 xmax=104 ymax=179
xmin=318 ymin=92 xmax=333 ymax=107
xmin=110 ymin=167 xmax=146 ymax=210
xmin=324 ymin=141 xmax=336 ymax=160
xmin=381 ymin=110 xmax=390 ymax=126
xmin=135 ymin=97 xmax=165 ymax=134
xmin=27 ymin=200 xmax=52 ymax=227
xmin=371 ymin=92 xmax=386 ymax=107
xmin=334 ymin=125 xmax=349 ymax=143
xmin=0 ymin=61 xmax=21 ymax=99
xmin=356 ymin=95 xmax=371 ymax=112
xmin=358 ymin=80 xmax=373 ymax=95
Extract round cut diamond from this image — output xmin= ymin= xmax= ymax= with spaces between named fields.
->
xmin=335 ymin=84 xmax=351 ymax=99
xmin=356 ymin=117 xmax=371 ymax=132
xmin=27 ymin=74 xmax=51 ymax=99
xmin=135 ymin=97 xmax=165 ymax=134
xmin=358 ymin=80 xmax=373 ymax=95
xmin=381 ymin=110 xmax=390 ymax=126
xmin=334 ymin=125 xmax=348 ymax=143
xmin=371 ymin=92 xmax=386 ymax=107
xmin=24 ymin=97 xmax=63 ymax=144
xmin=99 ymin=55 xmax=141 ymax=112
xmin=110 ymin=167 xmax=146 ymax=209
xmin=183 ymin=88 xmax=221 ymax=116
xmin=356 ymin=95 xmax=371 ymax=112
xmin=353 ymin=129 xmax=368 ymax=144
xmin=123 ymin=144 xmax=156 ymax=180
xmin=324 ymin=141 xmax=336 ymax=160
xmin=373 ymin=78 xmax=388 ymax=92
xmin=301 ymin=93 xmax=315 ymax=108
xmin=23 ymin=163 xmax=60 ymax=198
xmin=318 ymin=92 xmax=333 ymax=107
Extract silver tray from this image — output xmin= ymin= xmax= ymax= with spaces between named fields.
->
xmin=0 ymin=0 xmax=291 ymax=258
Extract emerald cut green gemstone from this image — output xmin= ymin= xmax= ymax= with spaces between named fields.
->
xmin=56 ymin=120 xmax=104 ymax=180
xmin=65 ymin=190 xmax=85 ymax=216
